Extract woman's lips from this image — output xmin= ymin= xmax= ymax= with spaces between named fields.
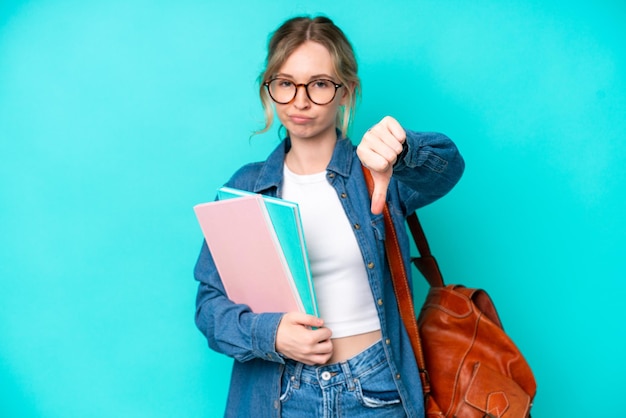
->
xmin=289 ymin=114 xmax=313 ymax=124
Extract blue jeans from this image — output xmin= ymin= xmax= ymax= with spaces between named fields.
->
xmin=279 ymin=340 xmax=407 ymax=417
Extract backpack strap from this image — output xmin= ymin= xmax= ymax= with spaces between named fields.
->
xmin=360 ymin=165 xmax=431 ymax=397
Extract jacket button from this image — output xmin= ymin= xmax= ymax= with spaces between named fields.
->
xmin=353 ymin=223 xmax=361 ymax=230
xmin=367 ymin=262 xmax=375 ymax=269
xmin=341 ymin=192 xmax=347 ymax=198
xmin=377 ymin=299 xmax=383 ymax=306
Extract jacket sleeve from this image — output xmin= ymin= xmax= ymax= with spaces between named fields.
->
xmin=392 ymin=130 xmax=465 ymax=213
xmin=194 ymin=241 xmax=286 ymax=364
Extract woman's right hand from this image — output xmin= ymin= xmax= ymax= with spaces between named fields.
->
xmin=275 ymin=312 xmax=333 ymax=365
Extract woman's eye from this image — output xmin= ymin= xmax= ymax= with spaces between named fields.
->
xmin=277 ymin=79 xmax=293 ymax=88
xmin=312 ymin=80 xmax=331 ymax=89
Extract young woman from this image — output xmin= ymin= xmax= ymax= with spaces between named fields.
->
xmin=194 ymin=15 xmax=464 ymax=418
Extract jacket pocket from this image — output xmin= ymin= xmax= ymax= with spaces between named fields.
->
xmin=370 ymin=214 xmax=386 ymax=242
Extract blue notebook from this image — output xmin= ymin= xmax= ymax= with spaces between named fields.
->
xmin=217 ymin=187 xmax=319 ymax=317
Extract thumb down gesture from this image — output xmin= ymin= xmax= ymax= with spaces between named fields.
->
xmin=356 ymin=116 xmax=406 ymax=214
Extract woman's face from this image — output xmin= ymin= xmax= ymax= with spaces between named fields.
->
xmin=272 ymin=41 xmax=345 ymax=143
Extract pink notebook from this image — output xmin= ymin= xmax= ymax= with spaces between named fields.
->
xmin=193 ymin=194 xmax=302 ymax=313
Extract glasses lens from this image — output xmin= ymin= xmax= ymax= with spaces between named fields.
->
xmin=307 ymin=79 xmax=337 ymax=105
xmin=268 ymin=79 xmax=295 ymax=104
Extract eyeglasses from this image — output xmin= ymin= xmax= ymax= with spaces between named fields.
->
xmin=264 ymin=78 xmax=343 ymax=105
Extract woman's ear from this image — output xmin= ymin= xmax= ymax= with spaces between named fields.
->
xmin=339 ymin=82 xmax=355 ymax=106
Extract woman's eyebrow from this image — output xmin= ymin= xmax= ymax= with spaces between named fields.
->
xmin=274 ymin=73 xmax=336 ymax=80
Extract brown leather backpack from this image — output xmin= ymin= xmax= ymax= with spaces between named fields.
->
xmin=363 ymin=167 xmax=537 ymax=417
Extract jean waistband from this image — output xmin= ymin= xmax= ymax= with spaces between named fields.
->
xmin=284 ymin=339 xmax=386 ymax=389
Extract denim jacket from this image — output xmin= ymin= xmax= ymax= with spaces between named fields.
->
xmin=194 ymin=130 xmax=464 ymax=418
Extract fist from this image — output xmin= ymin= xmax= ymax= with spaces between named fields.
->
xmin=356 ymin=116 xmax=406 ymax=214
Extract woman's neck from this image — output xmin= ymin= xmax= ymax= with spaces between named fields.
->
xmin=285 ymin=131 xmax=337 ymax=175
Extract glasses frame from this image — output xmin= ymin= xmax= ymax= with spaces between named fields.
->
xmin=264 ymin=78 xmax=343 ymax=106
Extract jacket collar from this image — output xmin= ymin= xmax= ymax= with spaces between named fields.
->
xmin=253 ymin=130 xmax=355 ymax=193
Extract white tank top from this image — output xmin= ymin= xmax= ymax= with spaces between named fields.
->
xmin=282 ymin=164 xmax=381 ymax=338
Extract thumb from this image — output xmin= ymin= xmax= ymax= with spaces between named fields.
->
xmin=289 ymin=312 xmax=324 ymax=328
xmin=370 ymin=169 xmax=392 ymax=215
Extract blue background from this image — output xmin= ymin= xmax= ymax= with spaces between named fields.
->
xmin=1 ymin=1 xmax=624 ymax=416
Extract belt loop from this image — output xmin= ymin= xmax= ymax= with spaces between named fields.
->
xmin=340 ymin=361 xmax=355 ymax=391
xmin=291 ymin=362 xmax=303 ymax=389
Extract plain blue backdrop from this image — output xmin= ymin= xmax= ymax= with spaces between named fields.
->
xmin=1 ymin=1 xmax=624 ymax=417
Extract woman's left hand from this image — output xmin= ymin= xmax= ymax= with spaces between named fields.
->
xmin=356 ymin=116 xmax=406 ymax=214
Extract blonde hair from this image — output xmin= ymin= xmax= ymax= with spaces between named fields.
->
xmin=256 ymin=16 xmax=361 ymax=138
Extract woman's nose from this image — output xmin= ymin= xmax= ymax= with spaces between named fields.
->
xmin=293 ymin=85 xmax=311 ymax=108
